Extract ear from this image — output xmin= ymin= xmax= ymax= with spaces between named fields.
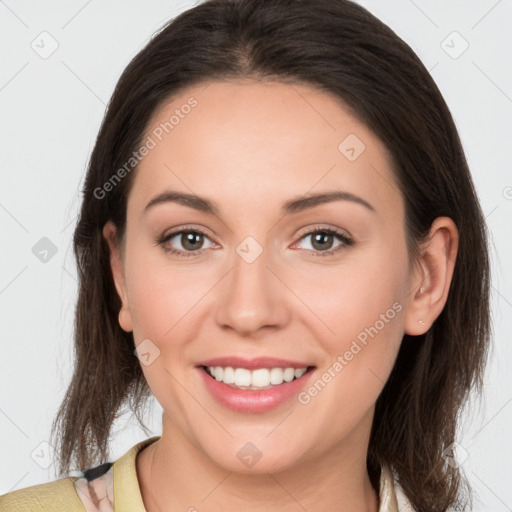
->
xmin=103 ymin=221 xmax=133 ymax=332
xmin=404 ymin=217 xmax=459 ymax=336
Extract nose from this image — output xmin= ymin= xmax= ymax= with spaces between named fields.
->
xmin=214 ymin=241 xmax=291 ymax=338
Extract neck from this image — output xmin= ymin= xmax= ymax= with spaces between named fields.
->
xmin=137 ymin=413 xmax=379 ymax=512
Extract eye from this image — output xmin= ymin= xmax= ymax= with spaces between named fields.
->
xmin=293 ymin=227 xmax=353 ymax=257
xmin=158 ymin=227 xmax=217 ymax=258
xmin=157 ymin=226 xmax=353 ymax=258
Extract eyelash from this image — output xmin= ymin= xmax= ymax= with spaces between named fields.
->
xmin=157 ymin=226 xmax=353 ymax=259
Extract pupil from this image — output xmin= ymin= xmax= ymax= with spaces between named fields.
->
xmin=313 ymin=232 xmax=332 ymax=250
xmin=183 ymin=232 xmax=202 ymax=250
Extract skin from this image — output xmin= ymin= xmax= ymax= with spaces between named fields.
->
xmin=103 ymin=79 xmax=458 ymax=512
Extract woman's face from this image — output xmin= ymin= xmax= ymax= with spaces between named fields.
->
xmin=107 ymin=79 xmax=423 ymax=473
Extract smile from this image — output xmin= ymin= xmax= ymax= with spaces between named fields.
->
xmin=203 ymin=365 xmax=309 ymax=390
xmin=197 ymin=359 xmax=316 ymax=413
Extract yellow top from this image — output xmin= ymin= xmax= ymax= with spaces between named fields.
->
xmin=0 ymin=436 xmax=413 ymax=511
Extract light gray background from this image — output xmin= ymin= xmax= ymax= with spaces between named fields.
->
xmin=1 ymin=0 xmax=511 ymax=509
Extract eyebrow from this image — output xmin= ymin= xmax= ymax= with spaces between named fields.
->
xmin=143 ymin=190 xmax=376 ymax=216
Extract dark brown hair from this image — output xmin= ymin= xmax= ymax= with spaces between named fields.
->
xmin=50 ymin=1 xmax=491 ymax=510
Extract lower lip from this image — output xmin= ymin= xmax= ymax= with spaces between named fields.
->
xmin=198 ymin=367 xmax=315 ymax=413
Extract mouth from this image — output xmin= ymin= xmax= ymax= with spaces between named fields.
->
xmin=197 ymin=358 xmax=317 ymax=413
xmin=200 ymin=365 xmax=316 ymax=390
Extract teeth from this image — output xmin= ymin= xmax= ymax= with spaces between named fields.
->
xmin=252 ymin=368 xmax=270 ymax=387
xmin=222 ymin=366 xmax=235 ymax=384
xmin=206 ymin=366 xmax=309 ymax=389
xmin=234 ymin=368 xmax=251 ymax=387
xmin=294 ymin=368 xmax=307 ymax=379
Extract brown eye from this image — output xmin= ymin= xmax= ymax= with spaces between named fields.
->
xmin=179 ymin=231 xmax=205 ymax=251
xmin=294 ymin=228 xmax=353 ymax=257
xmin=310 ymin=231 xmax=335 ymax=251
xmin=159 ymin=228 xmax=216 ymax=258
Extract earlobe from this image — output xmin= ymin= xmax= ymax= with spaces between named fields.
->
xmin=103 ymin=221 xmax=133 ymax=333
xmin=404 ymin=217 xmax=459 ymax=336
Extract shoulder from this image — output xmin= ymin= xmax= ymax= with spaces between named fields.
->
xmin=0 ymin=436 xmax=159 ymax=512
xmin=0 ymin=476 xmax=84 ymax=512
xmin=0 ymin=461 xmax=116 ymax=512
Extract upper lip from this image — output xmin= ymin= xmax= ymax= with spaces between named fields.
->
xmin=197 ymin=356 xmax=315 ymax=370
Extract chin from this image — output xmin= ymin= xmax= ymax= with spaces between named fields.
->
xmin=201 ymin=437 xmax=306 ymax=475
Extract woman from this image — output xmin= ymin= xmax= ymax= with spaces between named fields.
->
xmin=0 ymin=0 xmax=490 ymax=510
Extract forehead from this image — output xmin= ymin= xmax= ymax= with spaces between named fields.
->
xmin=129 ymin=79 xmax=403 ymax=221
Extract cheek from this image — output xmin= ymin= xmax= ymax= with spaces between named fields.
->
xmin=293 ymin=247 xmax=406 ymax=348
xmin=296 ymin=289 xmax=405 ymax=447
xmin=124 ymin=244 xmax=209 ymax=341
xmin=293 ymin=241 xmax=407 ymax=405
xmin=124 ymin=252 xmax=205 ymax=413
